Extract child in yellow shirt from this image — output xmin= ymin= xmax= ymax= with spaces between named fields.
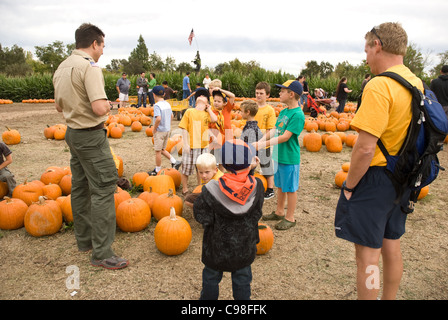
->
xmin=254 ymin=81 xmax=277 ymax=199
xmin=179 ymin=89 xmax=217 ymax=195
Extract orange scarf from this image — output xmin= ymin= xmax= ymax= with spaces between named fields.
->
xmin=218 ymin=169 xmax=256 ymax=205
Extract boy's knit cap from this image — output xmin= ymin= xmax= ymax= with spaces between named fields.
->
xmin=221 ymin=139 xmax=255 ymax=174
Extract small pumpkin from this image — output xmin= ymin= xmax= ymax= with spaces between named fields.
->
xmin=154 ymin=207 xmax=192 ymax=256
xmin=2 ymin=127 xmax=21 ymax=145
xmin=417 ymin=185 xmax=429 ymax=200
xmin=132 ymin=172 xmax=149 ymax=188
xmin=116 ymin=198 xmax=151 ymax=232
xmin=256 ymin=223 xmax=274 ymax=255
xmin=59 ymin=174 xmax=72 ymax=195
xmin=253 ymin=173 xmax=267 ymax=192
xmin=0 ymin=197 xmax=28 ymax=230
xmin=24 ymin=196 xmax=63 ymax=237
xmin=131 ymin=121 xmax=142 ymax=132
xmin=40 ymin=167 xmax=66 ymax=185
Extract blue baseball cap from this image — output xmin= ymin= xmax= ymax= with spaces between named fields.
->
xmin=275 ymin=80 xmax=303 ymax=96
xmin=152 ymin=85 xmax=165 ymax=96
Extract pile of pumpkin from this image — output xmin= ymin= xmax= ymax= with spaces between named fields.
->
xmin=0 ymin=163 xmax=274 ymax=256
xmin=43 ymin=124 xmax=67 ymax=140
xmin=105 ymin=107 xmax=153 ymax=139
xmin=0 ymin=99 xmax=13 ymax=104
xmin=302 ymin=113 xmax=358 ymax=153
xmin=21 ymin=99 xmax=55 ymax=103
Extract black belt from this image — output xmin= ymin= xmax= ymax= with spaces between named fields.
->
xmin=74 ymin=122 xmax=105 ymax=131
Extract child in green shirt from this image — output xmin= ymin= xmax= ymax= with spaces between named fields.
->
xmin=254 ymin=80 xmax=305 ymax=230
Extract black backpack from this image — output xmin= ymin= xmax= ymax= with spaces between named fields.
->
xmin=376 ymin=72 xmax=448 ymax=214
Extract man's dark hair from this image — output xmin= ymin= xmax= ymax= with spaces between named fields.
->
xmin=441 ymin=65 xmax=448 ymax=74
xmin=75 ymin=23 xmax=105 ymax=49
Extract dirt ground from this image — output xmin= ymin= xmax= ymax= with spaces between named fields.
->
xmin=0 ymin=102 xmax=447 ymax=301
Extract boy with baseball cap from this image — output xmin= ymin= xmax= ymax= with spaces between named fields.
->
xmin=254 ymin=80 xmax=305 ymax=230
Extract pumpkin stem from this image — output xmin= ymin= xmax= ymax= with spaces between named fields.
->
xmin=169 ymin=207 xmax=177 ymax=220
xmin=168 ymin=189 xmax=173 ymax=197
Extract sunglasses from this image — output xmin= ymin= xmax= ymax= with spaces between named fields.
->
xmin=371 ymin=27 xmax=383 ymax=46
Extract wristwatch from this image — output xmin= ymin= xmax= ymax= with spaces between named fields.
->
xmin=342 ymin=181 xmax=356 ymax=193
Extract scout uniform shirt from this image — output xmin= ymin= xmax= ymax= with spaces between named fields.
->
xmin=53 ymin=49 xmax=108 ymax=129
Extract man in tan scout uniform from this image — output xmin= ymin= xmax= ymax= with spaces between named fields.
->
xmin=53 ymin=23 xmax=128 ymax=270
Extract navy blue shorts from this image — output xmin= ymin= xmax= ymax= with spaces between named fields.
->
xmin=334 ymin=166 xmax=410 ymax=249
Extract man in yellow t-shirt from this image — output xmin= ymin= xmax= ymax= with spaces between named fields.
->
xmin=179 ymin=90 xmax=217 ymax=195
xmin=334 ymin=22 xmax=423 ymax=300
xmin=254 ymin=82 xmax=277 ymax=199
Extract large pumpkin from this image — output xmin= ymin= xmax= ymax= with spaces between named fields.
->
xmin=152 ymin=189 xmax=183 ymax=221
xmin=41 ymin=167 xmax=66 ymax=185
xmin=256 ymin=223 xmax=274 ymax=255
xmin=154 ymin=207 xmax=192 ymax=256
xmin=143 ymin=172 xmax=176 ymax=195
xmin=24 ymin=196 xmax=62 ymax=237
xmin=116 ymin=198 xmax=151 ymax=232
xmin=0 ymin=197 xmax=28 ymax=230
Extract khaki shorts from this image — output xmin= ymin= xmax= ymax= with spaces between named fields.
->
xmin=154 ymin=131 xmax=170 ymax=151
xmin=119 ymin=93 xmax=129 ymax=102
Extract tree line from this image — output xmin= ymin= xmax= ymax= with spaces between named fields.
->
xmin=1 ymin=35 xmax=447 ymax=101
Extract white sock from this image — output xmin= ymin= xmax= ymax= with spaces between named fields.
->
xmin=155 ymin=166 xmax=161 ymax=172
xmin=170 ymin=156 xmax=177 ymax=164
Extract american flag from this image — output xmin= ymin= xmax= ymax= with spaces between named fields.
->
xmin=188 ymin=29 xmax=194 ymax=45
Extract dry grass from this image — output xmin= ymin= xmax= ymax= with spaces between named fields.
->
xmin=0 ymin=103 xmax=447 ymax=300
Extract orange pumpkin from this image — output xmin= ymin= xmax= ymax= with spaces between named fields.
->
xmin=131 ymin=121 xmax=142 ymax=132
xmin=304 ymin=131 xmax=322 ymax=152
xmin=114 ymin=187 xmax=131 ymax=211
xmin=116 ymin=198 xmax=151 ymax=232
xmin=143 ymin=172 xmax=176 ymax=195
xmin=137 ymin=188 xmax=160 ymax=210
xmin=151 ymin=189 xmax=183 ymax=221
xmin=24 ymin=196 xmax=62 ymax=237
xmin=0 ymin=181 xmax=8 ymax=199
xmin=43 ymin=125 xmax=56 ymax=139
xmin=2 ymin=127 xmax=21 ymax=145
xmin=42 ymin=183 xmax=62 ymax=200
xmin=157 ymin=168 xmax=181 ymax=188
xmin=256 ymin=223 xmax=274 ymax=255
xmin=132 ymin=172 xmax=149 ymax=188
xmin=60 ymin=194 xmax=73 ymax=223
xmin=12 ymin=180 xmax=44 ymax=206
xmin=41 ymin=167 xmax=65 ymax=185
xmin=253 ymin=173 xmax=267 ymax=192
xmin=417 ymin=185 xmax=429 ymax=200
xmin=0 ymin=197 xmax=28 ymax=230
xmin=345 ymin=134 xmax=358 ymax=148
xmin=334 ymin=170 xmax=348 ymax=188
xmin=154 ymin=207 xmax=192 ymax=256
xmin=59 ymin=174 xmax=72 ymax=195
xmin=325 ymin=134 xmax=343 ymax=153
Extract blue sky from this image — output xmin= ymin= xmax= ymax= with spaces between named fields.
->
xmin=1 ymin=0 xmax=446 ymax=75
